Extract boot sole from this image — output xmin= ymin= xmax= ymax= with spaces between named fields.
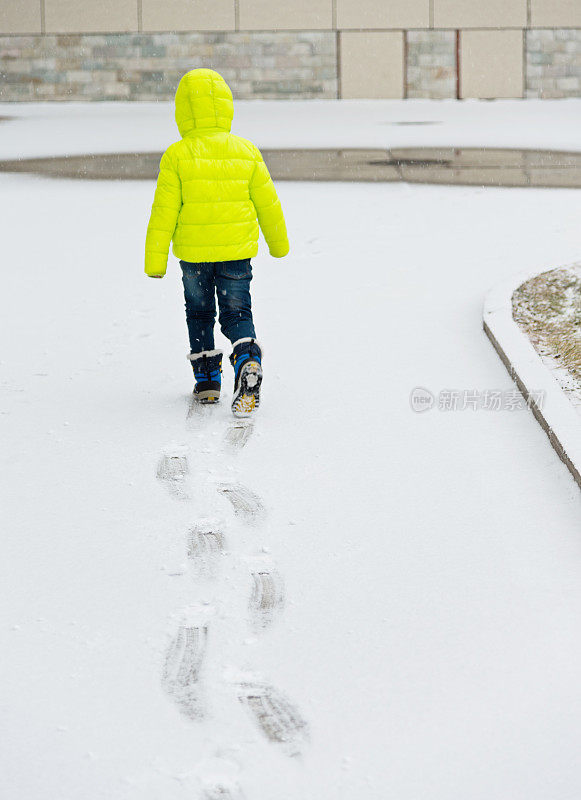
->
xmin=194 ymin=389 xmax=221 ymax=404
xmin=232 ymin=362 xmax=262 ymax=417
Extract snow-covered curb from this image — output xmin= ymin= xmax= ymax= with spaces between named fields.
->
xmin=484 ymin=270 xmax=581 ymax=489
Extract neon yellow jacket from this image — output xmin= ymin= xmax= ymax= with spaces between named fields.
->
xmin=145 ymin=69 xmax=289 ymax=277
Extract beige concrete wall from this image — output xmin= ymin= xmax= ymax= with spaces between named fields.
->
xmin=4 ymin=0 xmax=581 ymax=101
xmin=434 ymin=0 xmax=527 ymax=28
xmin=142 ymin=0 xmax=236 ymax=32
xmin=45 ymin=0 xmax=138 ymax=33
xmin=460 ymin=30 xmax=524 ymax=99
xmin=337 ymin=0 xmax=429 ymax=30
xmin=531 ymin=0 xmax=581 ymax=27
xmin=0 ymin=0 xmax=42 ymax=34
xmin=340 ymin=31 xmax=404 ymax=98
xmin=239 ymin=0 xmax=333 ymax=30
xmin=19 ymin=0 xmax=581 ymax=35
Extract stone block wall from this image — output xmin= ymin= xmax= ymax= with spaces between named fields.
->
xmin=406 ymin=31 xmax=457 ymax=99
xmin=526 ymin=29 xmax=581 ymax=98
xmin=0 ymin=31 xmax=337 ymax=101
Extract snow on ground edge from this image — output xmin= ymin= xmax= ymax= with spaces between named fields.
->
xmin=484 ymin=269 xmax=581 ymax=489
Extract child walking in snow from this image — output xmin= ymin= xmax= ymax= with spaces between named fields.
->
xmin=145 ymin=68 xmax=289 ymax=416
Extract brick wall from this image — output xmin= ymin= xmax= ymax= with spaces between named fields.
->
xmin=526 ymin=29 xmax=581 ymax=98
xmin=406 ymin=31 xmax=457 ymax=99
xmin=0 ymin=32 xmax=337 ymax=101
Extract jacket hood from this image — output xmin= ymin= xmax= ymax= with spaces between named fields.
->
xmin=175 ymin=69 xmax=234 ymax=137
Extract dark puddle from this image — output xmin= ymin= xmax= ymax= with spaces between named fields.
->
xmin=1 ymin=147 xmax=581 ymax=188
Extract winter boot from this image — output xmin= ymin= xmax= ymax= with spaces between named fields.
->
xmin=188 ymin=349 xmax=222 ymax=404
xmin=229 ymin=338 xmax=262 ymax=417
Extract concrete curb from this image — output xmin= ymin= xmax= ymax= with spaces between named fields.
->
xmin=483 ymin=269 xmax=581 ymax=489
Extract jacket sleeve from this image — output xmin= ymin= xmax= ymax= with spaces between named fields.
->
xmin=145 ymin=150 xmax=182 ymax=277
xmin=249 ymin=149 xmax=289 ymax=258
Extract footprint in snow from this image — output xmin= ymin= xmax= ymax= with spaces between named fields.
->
xmin=216 ymin=482 xmax=264 ymax=523
xmin=223 ymin=419 xmax=254 ymax=450
xmin=247 ymin=559 xmax=285 ymax=631
xmin=186 ymin=395 xmax=217 ymax=425
xmin=156 ymin=451 xmax=189 ymax=499
xmin=162 ymin=622 xmax=208 ymax=721
xmin=236 ymin=678 xmax=309 ymax=756
xmin=187 ymin=523 xmax=227 ymax=581
xmin=202 ymin=782 xmax=246 ymax=800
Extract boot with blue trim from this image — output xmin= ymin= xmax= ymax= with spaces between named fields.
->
xmin=229 ymin=338 xmax=262 ymax=417
xmin=188 ymin=349 xmax=223 ymax=404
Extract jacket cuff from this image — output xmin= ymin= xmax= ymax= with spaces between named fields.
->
xmin=268 ymin=240 xmax=289 ymax=258
xmin=144 ymin=253 xmax=168 ymax=277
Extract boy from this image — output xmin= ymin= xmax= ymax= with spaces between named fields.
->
xmin=145 ymin=68 xmax=289 ymax=416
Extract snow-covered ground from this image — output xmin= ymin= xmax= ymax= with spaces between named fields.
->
xmin=1 ymin=98 xmax=581 ymax=159
xmin=2 ymin=103 xmax=581 ymax=800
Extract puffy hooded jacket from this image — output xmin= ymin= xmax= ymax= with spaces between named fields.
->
xmin=145 ymin=68 xmax=289 ymax=277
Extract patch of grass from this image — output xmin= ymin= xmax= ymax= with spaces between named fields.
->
xmin=513 ymin=265 xmax=581 ymax=400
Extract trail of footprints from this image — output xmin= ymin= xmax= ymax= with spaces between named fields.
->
xmin=156 ymin=407 xmax=309 ymax=781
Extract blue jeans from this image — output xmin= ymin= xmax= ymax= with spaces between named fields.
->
xmin=180 ymin=259 xmax=256 ymax=353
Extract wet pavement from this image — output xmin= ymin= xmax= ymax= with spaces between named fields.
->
xmin=1 ymin=147 xmax=581 ymax=188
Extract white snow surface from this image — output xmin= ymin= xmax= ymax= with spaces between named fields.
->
xmin=1 ymin=98 xmax=581 ymax=159
xmin=2 ymin=104 xmax=581 ymax=799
